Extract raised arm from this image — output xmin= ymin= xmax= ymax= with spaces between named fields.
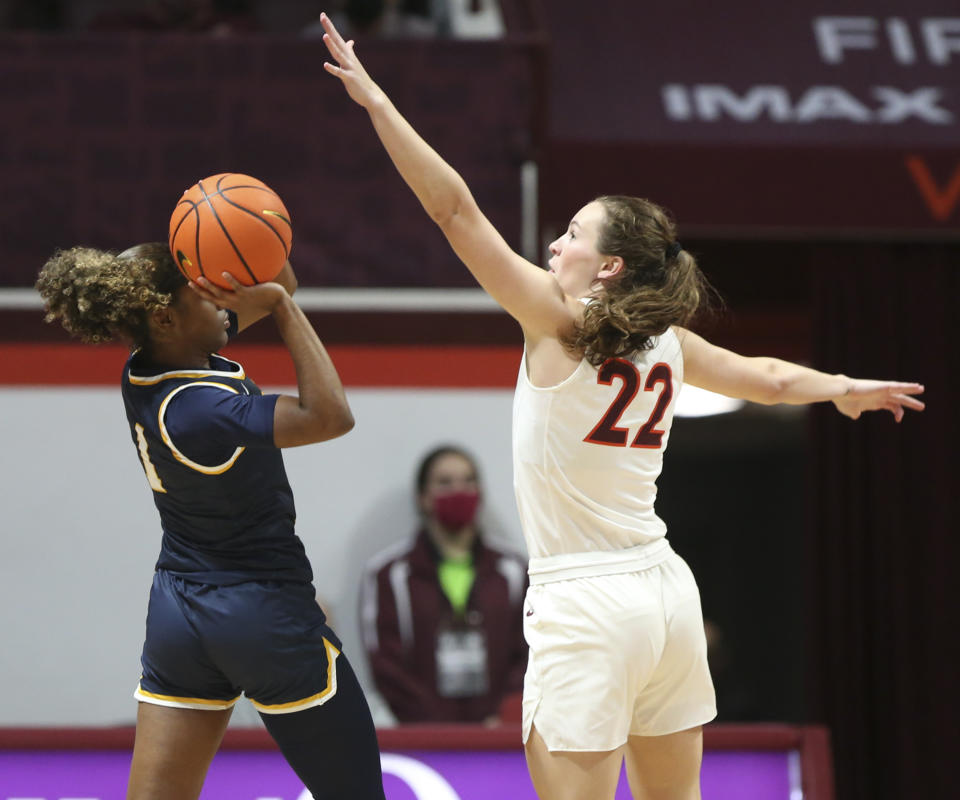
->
xmin=192 ymin=274 xmax=354 ymax=447
xmin=319 ymin=13 xmax=575 ymax=339
xmin=676 ymin=327 xmax=925 ymax=422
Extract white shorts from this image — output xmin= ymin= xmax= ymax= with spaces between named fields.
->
xmin=521 ymin=551 xmax=717 ymax=752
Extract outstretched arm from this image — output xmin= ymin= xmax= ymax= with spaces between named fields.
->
xmin=319 ymin=13 xmax=575 ymax=339
xmin=676 ymin=327 xmax=925 ymax=422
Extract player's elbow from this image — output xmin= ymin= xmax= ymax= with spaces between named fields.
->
xmin=276 ymin=403 xmax=354 ymax=447
xmin=717 ymin=361 xmax=779 ymax=406
xmin=751 ymin=384 xmax=782 ymax=405
xmin=430 ymin=198 xmax=461 ymax=231
xmin=310 ymin=403 xmax=355 ymax=442
xmin=429 ymin=180 xmax=474 ymax=231
xmin=329 ymin=406 xmax=355 ymax=438
xmin=752 ymin=371 xmax=789 ymax=405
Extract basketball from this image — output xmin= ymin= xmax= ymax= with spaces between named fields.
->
xmin=168 ymin=173 xmax=292 ymax=288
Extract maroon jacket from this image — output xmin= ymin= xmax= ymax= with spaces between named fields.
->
xmin=360 ymin=530 xmax=528 ymax=723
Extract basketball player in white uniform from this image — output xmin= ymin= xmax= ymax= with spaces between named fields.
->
xmin=320 ymin=16 xmax=926 ymax=799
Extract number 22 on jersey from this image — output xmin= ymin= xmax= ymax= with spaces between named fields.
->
xmin=584 ymin=359 xmax=673 ymax=449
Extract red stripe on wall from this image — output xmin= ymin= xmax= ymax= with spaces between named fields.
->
xmin=0 ymin=723 xmax=824 ymax=752
xmin=0 ymin=344 xmax=522 ymax=388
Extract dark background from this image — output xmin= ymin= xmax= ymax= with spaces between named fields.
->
xmin=0 ymin=2 xmax=956 ymax=798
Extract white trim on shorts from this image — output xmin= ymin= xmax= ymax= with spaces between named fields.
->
xmin=134 ymin=685 xmax=242 ymax=711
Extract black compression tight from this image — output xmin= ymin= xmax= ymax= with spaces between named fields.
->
xmin=259 ymin=655 xmax=385 ymax=799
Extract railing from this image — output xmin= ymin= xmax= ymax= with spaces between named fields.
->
xmin=0 ymin=723 xmax=834 ymax=799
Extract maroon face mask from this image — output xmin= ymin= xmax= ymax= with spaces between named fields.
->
xmin=433 ymin=490 xmax=480 ymax=530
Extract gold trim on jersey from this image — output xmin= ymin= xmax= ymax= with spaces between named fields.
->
xmin=250 ymin=638 xmax=341 ymax=714
xmin=158 ymin=382 xmax=246 ymax=474
xmin=127 ymin=353 xmax=246 ymax=386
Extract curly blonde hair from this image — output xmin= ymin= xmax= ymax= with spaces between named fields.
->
xmin=561 ymin=195 xmax=714 ymax=367
xmin=35 ymin=242 xmax=186 ymax=347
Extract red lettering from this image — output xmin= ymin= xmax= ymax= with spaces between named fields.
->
xmin=905 ymin=156 xmax=960 ymax=221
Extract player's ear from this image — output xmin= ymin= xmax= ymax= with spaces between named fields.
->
xmin=148 ymin=306 xmax=176 ymax=338
xmin=598 ymin=255 xmax=624 ymax=280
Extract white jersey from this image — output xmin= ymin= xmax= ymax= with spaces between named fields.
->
xmin=512 ymin=327 xmax=683 ymax=577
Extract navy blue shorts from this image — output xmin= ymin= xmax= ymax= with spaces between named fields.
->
xmin=136 ymin=569 xmax=342 ymax=714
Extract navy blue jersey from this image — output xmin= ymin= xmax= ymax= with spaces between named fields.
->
xmin=121 ymin=332 xmax=311 ymax=585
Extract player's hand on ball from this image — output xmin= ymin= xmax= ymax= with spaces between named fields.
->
xmin=320 ymin=12 xmax=384 ymax=109
xmin=190 ymin=272 xmax=287 ymax=316
xmin=170 ymin=173 xmax=291 ymax=288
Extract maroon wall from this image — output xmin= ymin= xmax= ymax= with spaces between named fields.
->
xmin=0 ymin=33 xmax=540 ymax=287
xmin=537 ymin=0 xmax=960 ymax=236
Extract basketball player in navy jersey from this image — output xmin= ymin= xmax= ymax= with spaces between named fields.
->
xmin=36 ymin=242 xmax=385 ymax=799
xmin=319 ymin=16 xmax=926 ymax=800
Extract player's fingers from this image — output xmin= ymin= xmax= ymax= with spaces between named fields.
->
xmin=894 ymin=382 xmax=925 ymax=395
xmin=320 ymin=13 xmax=349 ymax=50
xmin=883 ymin=397 xmax=909 ymax=420
xmin=220 ymin=272 xmax=243 ymax=290
xmin=193 ymin=276 xmax=222 ymax=296
xmin=321 ymin=30 xmax=346 ymax=62
xmin=321 ymin=32 xmax=346 ymax=63
xmin=891 ymin=393 xmax=925 ymax=411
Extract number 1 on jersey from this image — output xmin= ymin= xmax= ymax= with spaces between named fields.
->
xmin=135 ymin=423 xmax=167 ymax=493
xmin=584 ymin=359 xmax=674 ymax=449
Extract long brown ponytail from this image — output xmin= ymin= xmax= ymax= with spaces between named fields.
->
xmin=561 ymin=196 xmax=714 ymax=367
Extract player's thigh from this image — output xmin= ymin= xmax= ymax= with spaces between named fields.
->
xmin=624 ymin=726 xmax=703 ymax=800
xmin=630 ymin=555 xmax=715 ymax=738
xmin=523 ymin=573 xmax=666 ymax=752
xmin=524 ymin=724 xmax=624 ymax=800
xmin=127 ymin=702 xmax=233 ymax=800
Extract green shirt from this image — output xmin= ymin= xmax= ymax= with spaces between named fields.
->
xmin=438 ymin=555 xmax=476 ymax=615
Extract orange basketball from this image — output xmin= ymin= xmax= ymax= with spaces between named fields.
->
xmin=168 ymin=173 xmax=292 ymax=288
